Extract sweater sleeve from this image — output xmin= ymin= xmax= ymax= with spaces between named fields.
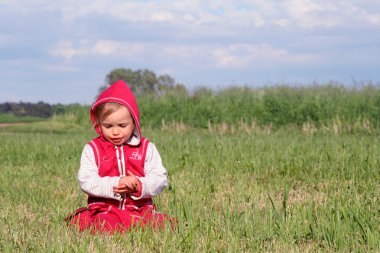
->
xmin=77 ymin=144 xmax=122 ymax=200
xmin=131 ymin=142 xmax=168 ymax=200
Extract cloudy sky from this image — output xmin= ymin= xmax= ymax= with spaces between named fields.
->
xmin=1 ymin=0 xmax=380 ymax=104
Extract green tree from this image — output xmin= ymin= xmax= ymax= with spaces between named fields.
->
xmin=99 ymin=68 xmax=157 ymax=97
xmin=156 ymin=74 xmax=187 ymax=97
xmin=99 ymin=68 xmax=187 ymax=97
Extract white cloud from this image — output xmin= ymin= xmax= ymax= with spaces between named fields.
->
xmin=367 ymin=14 xmax=380 ymax=25
xmin=273 ymin=19 xmax=289 ymax=27
xmin=49 ymin=40 xmax=148 ymax=59
xmin=0 ymin=34 xmax=13 ymax=46
xmin=49 ymin=38 xmax=318 ymax=70
xmin=41 ymin=63 xmax=80 ymax=73
xmin=93 ymin=40 xmax=145 ymax=57
xmin=209 ymin=43 xmax=318 ymax=68
xmin=281 ymin=0 xmax=380 ymax=28
xmin=3 ymin=0 xmax=380 ymax=28
xmin=49 ymin=41 xmax=87 ymax=59
xmin=5 ymin=1 xmax=380 ymax=35
xmin=93 ymin=40 xmax=120 ymax=55
xmin=282 ymin=1 xmax=341 ymax=28
xmin=211 ymin=44 xmax=284 ymax=68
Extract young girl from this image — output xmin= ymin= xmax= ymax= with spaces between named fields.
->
xmin=66 ymin=80 xmax=171 ymax=233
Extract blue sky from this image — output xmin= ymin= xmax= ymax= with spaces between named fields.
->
xmin=1 ymin=0 xmax=380 ymax=104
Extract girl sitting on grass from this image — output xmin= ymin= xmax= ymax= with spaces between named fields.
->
xmin=66 ymin=80 xmax=172 ymax=233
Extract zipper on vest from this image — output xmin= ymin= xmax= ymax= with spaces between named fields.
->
xmin=120 ymin=146 xmax=126 ymax=176
xmin=115 ymin=145 xmax=127 ymax=210
xmin=115 ymin=146 xmax=122 ymax=176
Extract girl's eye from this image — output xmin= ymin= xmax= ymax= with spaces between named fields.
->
xmin=119 ymin=124 xmax=127 ymax=128
xmin=103 ymin=124 xmax=112 ymax=129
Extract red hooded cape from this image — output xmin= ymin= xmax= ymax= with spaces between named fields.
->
xmin=91 ymin=80 xmax=142 ymax=144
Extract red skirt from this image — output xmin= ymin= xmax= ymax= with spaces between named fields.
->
xmin=65 ymin=202 xmax=173 ymax=234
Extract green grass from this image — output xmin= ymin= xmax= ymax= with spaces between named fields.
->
xmin=0 ymin=113 xmax=44 ymax=123
xmin=0 ymin=123 xmax=379 ymax=252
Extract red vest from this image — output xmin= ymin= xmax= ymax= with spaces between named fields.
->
xmin=87 ymin=137 xmax=153 ymax=209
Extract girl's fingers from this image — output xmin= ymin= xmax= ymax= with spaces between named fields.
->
xmin=113 ymin=186 xmax=133 ymax=193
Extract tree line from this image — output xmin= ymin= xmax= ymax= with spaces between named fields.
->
xmin=0 ymin=101 xmax=53 ymax=118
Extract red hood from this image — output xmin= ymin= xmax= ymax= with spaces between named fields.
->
xmin=90 ymin=80 xmax=141 ymax=145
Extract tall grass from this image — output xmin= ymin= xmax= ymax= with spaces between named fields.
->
xmin=0 ymin=122 xmax=379 ymax=252
xmin=5 ymin=83 xmax=379 ymax=131
xmin=139 ymin=83 xmax=380 ymax=130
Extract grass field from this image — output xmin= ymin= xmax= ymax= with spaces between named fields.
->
xmin=0 ymin=122 xmax=379 ymax=252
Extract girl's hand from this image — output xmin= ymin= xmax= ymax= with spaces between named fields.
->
xmin=113 ymin=170 xmax=140 ymax=194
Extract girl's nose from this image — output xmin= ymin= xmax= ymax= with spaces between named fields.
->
xmin=112 ymin=128 xmax=120 ymax=136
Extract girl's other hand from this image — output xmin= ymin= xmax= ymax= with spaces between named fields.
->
xmin=113 ymin=171 xmax=140 ymax=194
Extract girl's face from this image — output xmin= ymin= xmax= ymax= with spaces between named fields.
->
xmin=99 ymin=106 xmax=135 ymax=146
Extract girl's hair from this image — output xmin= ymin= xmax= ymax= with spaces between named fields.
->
xmin=94 ymin=102 xmax=125 ymax=123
